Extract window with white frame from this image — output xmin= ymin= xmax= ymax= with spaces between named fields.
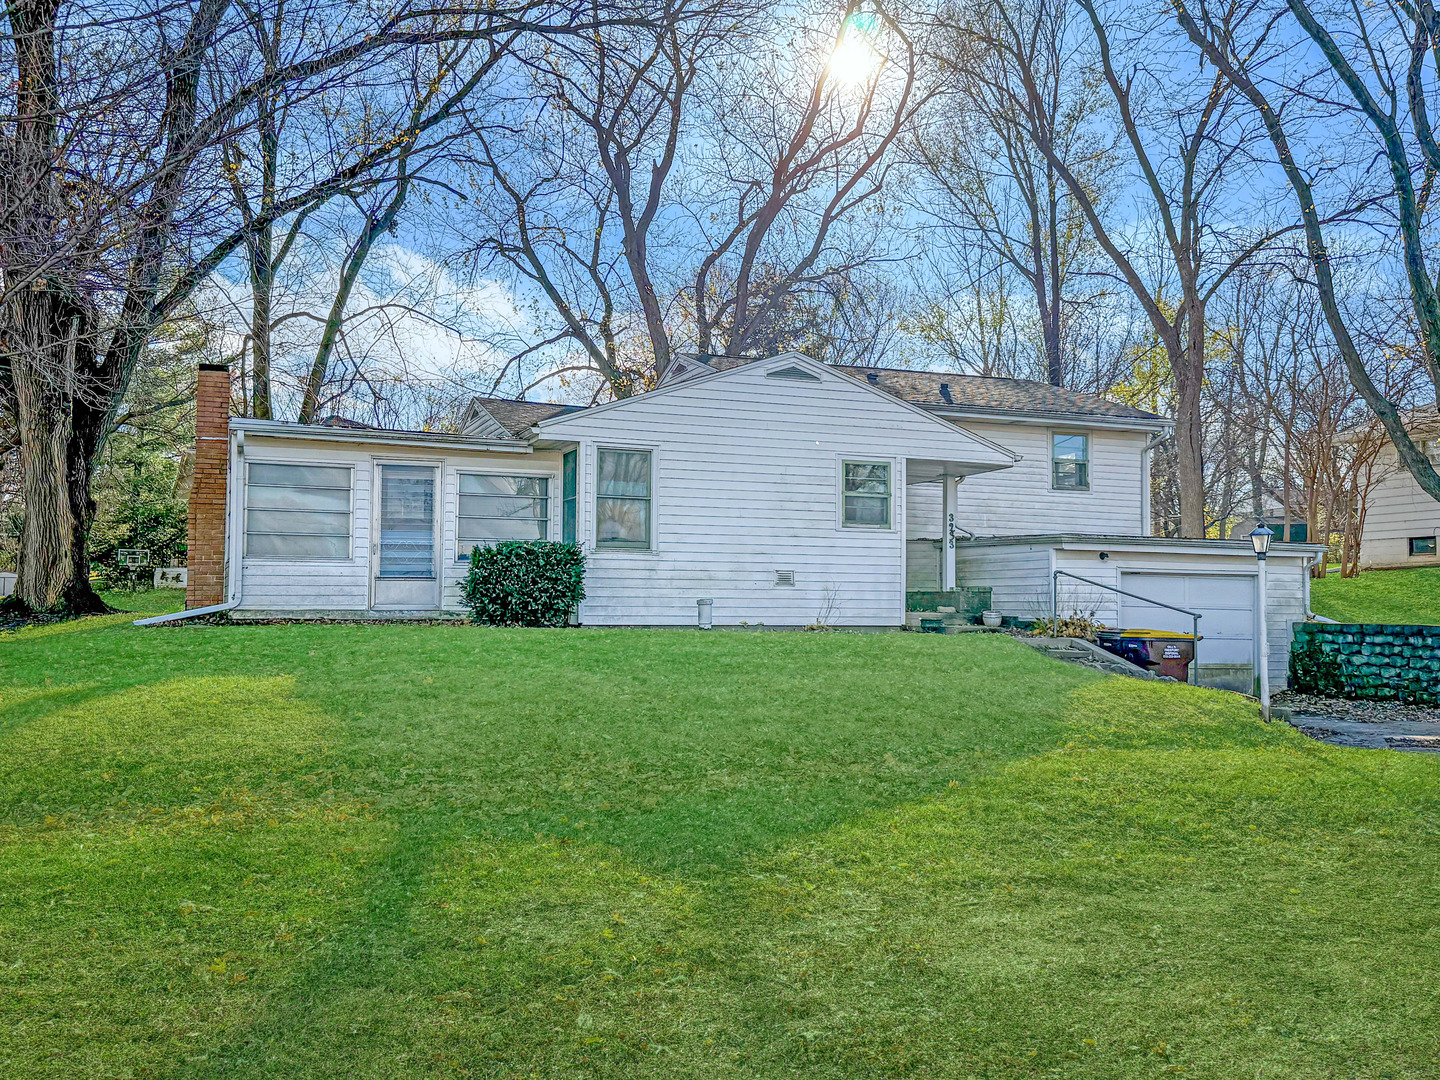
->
xmin=841 ymin=460 xmax=891 ymax=528
xmin=1052 ymin=433 xmax=1090 ymax=490
xmin=245 ymin=462 xmax=352 ymax=559
xmin=596 ymin=448 xmax=651 ymax=549
xmin=456 ymin=473 xmax=549 ymax=558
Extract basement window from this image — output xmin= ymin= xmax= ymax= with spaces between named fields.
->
xmin=1409 ymin=535 xmax=1437 ymax=556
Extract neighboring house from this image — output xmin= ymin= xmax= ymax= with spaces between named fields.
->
xmin=1228 ymin=508 xmax=1309 ymax=544
xmin=1338 ymin=407 xmax=1440 ymax=570
xmin=184 ymin=352 xmax=1326 ymax=692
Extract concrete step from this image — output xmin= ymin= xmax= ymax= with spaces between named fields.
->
xmin=1022 ymin=636 xmax=1159 ymax=680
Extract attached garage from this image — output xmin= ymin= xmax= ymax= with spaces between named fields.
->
xmin=1119 ymin=572 xmax=1256 ymax=692
xmin=953 ymin=534 xmax=1328 ymax=692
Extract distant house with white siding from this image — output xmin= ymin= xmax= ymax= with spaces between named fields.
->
xmin=182 ymin=351 xmax=1325 ymax=692
xmin=1340 ymin=407 xmax=1440 ymax=569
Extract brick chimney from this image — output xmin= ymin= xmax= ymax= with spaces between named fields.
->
xmin=187 ymin=364 xmax=232 ymax=608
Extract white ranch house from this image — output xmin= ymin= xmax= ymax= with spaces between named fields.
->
xmin=186 ymin=352 xmax=1326 ymax=692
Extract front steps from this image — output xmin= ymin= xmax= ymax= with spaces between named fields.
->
xmin=1022 ymin=636 xmax=1159 ymax=679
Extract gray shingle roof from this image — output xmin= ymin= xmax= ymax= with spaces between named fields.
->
xmin=464 ymin=396 xmax=586 ymax=438
xmin=692 ymin=355 xmax=1167 ymax=427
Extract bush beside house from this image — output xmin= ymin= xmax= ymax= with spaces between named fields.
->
xmin=460 ymin=541 xmax=585 ymax=627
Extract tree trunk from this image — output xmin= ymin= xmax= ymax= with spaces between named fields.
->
xmin=1173 ymin=314 xmax=1206 ymax=538
xmin=1043 ymin=176 xmax=1063 ymax=387
xmin=13 ymin=353 xmax=72 ymax=610
xmin=249 ymin=225 xmax=274 ymax=419
xmin=6 ymin=285 xmax=108 ymax=613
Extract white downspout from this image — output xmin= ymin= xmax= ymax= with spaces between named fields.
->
xmin=1142 ymin=433 xmax=1166 ymax=536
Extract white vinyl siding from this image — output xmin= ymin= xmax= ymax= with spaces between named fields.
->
xmin=235 ymin=438 xmax=561 ymax=614
xmin=244 ymin=462 xmax=352 ymax=559
xmin=955 ymin=540 xmax=1311 ymax=690
xmin=537 ymin=357 xmax=1012 ymax=626
xmin=906 ymin=424 xmax=1151 ymax=540
xmin=1358 ymin=441 xmax=1440 ymax=568
xmin=456 ymin=474 xmax=549 ymax=559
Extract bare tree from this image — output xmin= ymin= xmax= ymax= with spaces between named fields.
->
xmin=960 ymin=0 xmax=1300 ymax=536
xmin=692 ymin=2 xmax=930 ymax=358
xmin=1174 ymin=0 xmax=1440 ymax=505
xmin=921 ymin=0 xmax=1112 ymax=387
xmin=464 ymin=0 xmax=927 ymax=398
xmin=0 ymin=0 xmax=658 ymax=612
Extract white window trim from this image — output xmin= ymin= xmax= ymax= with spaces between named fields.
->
xmin=594 ymin=445 xmax=657 ymax=553
xmin=453 ymin=467 xmax=556 ymax=562
xmin=1050 ymin=430 xmax=1092 ymax=493
xmin=242 ymin=458 xmax=355 ymax=562
xmin=837 ymin=456 xmax=897 ymax=531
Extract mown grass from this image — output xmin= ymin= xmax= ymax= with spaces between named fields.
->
xmin=1 ymin=617 xmax=1437 ymax=1078
xmin=1310 ymin=566 xmax=1440 ymax=624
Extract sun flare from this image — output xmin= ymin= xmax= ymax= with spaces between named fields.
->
xmin=826 ymin=15 xmax=882 ymax=86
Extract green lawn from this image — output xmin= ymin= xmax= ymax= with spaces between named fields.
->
xmin=1 ymin=610 xmax=1437 ymax=1078
xmin=1310 ymin=567 xmax=1440 ymax=624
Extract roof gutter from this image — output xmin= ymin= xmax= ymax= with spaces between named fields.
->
xmin=230 ymin=418 xmax=531 ymax=453
xmin=926 ymin=406 xmax=1172 ymax=434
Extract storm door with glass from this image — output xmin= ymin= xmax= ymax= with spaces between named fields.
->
xmin=371 ymin=464 xmax=438 ymax=609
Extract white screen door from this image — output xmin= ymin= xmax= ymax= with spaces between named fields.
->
xmin=372 ymin=464 xmax=438 ymax=609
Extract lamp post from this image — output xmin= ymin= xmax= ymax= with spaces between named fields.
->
xmin=1250 ymin=523 xmax=1275 ymax=721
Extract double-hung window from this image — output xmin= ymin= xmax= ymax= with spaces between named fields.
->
xmin=245 ymin=462 xmax=352 ymax=559
xmin=456 ymin=474 xmax=549 ymax=558
xmin=1052 ymin=433 xmax=1090 ymax=490
xmin=841 ymin=461 xmax=891 ymax=528
xmin=596 ymin=448 xmax=652 ymax=549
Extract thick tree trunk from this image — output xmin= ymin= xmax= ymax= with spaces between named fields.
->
xmin=14 ymin=357 xmax=72 ymax=609
xmin=6 ymin=285 xmax=108 ymax=613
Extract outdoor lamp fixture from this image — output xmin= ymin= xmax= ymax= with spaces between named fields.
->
xmin=1250 ymin=523 xmax=1275 ymax=721
xmin=1249 ymin=522 xmax=1274 ymax=559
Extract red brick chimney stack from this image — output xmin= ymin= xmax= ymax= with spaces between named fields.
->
xmin=187 ymin=364 xmax=232 ymax=608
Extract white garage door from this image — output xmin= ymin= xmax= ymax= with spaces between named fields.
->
xmin=1119 ymin=573 xmax=1256 ymax=687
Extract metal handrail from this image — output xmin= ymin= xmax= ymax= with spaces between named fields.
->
xmin=1052 ymin=569 xmax=1203 ymax=683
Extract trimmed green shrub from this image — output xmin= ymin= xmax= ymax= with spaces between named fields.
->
xmin=460 ymin=541 xmax=585 ymax=627
xmin=1289 ymin=634 xmax=1347 ymax=697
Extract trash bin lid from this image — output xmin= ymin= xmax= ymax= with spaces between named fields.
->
xmin=1118 ymin=628 xmax=1196 ymax=639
